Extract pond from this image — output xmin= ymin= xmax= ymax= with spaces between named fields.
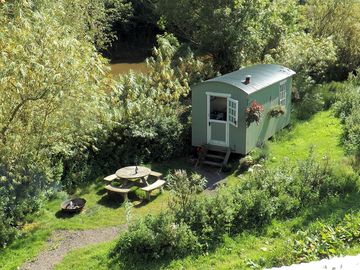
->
xmin=110 ymin=62 xmax=148 ymax=76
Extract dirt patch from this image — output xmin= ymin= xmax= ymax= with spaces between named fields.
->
xmin=193 ymin=166 xmax=228 ymax=192
xmin=20 ymin=225 xmax=126 ymax=270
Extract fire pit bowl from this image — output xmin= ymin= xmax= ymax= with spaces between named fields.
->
xmin=61 ymin=198 xmax=86 ymax=213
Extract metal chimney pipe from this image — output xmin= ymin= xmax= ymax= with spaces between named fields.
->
xmin=245 ymin=75 xmax=251 ymax=84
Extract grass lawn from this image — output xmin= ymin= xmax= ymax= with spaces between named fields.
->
xmin=267 ymin=110 xmax=345 ymax=166
xmin=0 ymin=158 xmax=194 ymax=270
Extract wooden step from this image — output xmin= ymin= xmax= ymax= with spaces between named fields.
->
xmin=206 ymin=153 xmax=225 ymax=160
xmin=202 ymin=160 xmax=223 ymax=167
xmin=203 ymin=144 xmax=229 ymax=153
xmin=223 ymin=148 xmax=231 ymax=165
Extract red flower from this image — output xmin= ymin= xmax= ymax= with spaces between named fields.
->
xmin=246 ymin=100 xmax=264 ymax=126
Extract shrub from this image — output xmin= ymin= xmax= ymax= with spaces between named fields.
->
xmin=333 ymin=85 xmax=360 ymax=123
xmin=111 ymin=213 xmax=200 ymax=264
xmin=175 ymin=191 xmax=235 ymax=248
xmin=166 ymin=170 xmax=207 ymax=219
xmin=0 ymin=155 xmax=56 ymax=247
xmin=333 ymin=78 xmax=360 ymax=161
xmin=111 ymin=149 xmax=359 ymax=264
xmin=295 ymin=93 xmax=324 ymax=120
xmin=292 ymin=213 xmax=360 ymax=263
xmin=342 ymin=109 xmax=360 ymax=159
xmin=238 ymin=156 xmax=255 ymax=172
xmin=316 ymin=82 xmax=347 ymax=110
xmin=249 ymin=143 xmax=269 ymax=163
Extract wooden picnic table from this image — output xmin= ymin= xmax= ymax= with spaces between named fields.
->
xmin=105 ymin=166 xmax=164 ymax=201
xmin=116 ymin=166 xmax=151 ymax=179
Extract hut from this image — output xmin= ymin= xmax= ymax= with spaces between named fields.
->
xmin=192 ymin=64 xmax=296 ymax=156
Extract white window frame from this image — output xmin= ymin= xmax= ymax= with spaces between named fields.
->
xmin=228 ymin=98 xmax=238 ymax=127
xmin=279 ymin=80 xmax=287 ymax=106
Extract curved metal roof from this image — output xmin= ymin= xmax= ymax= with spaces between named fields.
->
xmin=205 ymin=64 xmax=296 ymax=94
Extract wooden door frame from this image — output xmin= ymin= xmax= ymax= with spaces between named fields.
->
xmin=206 ymin=92 xmax=230 ymax=147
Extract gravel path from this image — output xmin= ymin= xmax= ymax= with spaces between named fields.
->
xmin=20 ymin=225 xmax=126 ymax=270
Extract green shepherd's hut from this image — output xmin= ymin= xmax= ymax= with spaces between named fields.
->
xmin=192 ymin=64 xmax=296 ymax=156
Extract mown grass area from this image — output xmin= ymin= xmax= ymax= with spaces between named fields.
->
xmin=0 ymin=158 xmax=194 ymax=270
xmin=55 ymin=242 xmax=114 ymax=270
xmin=267 ymin=110 xmax=345 ymax=166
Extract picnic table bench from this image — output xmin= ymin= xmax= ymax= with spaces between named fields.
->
xmin=148 ymin=171 xmax=162 ymax=179
xmin=103 ymin=174 xmax=118 ymax=182
xmin=105 ymin=184 xmax=131 ymax=201
xmin=141 ymin=179 xmax=166 ymax=201
xmin=104 ymin=169 xmax=165 ymax=201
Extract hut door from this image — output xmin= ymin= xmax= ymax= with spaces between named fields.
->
xmin=207 ymin=93 xmax=229 ymax=147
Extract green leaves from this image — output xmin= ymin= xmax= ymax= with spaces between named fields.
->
xmin=157 ymin=0 xmax=300 ymax=72
xmin=292 ymin=213 xmax=360 ymax=262
xmin=0 ymin=0 xmax=115 ymax=247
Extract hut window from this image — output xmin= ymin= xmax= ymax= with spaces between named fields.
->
xmin=279 ymin=81 xmax=287 ymax=106
xmin=210 ymin=96 xmax=227 ymax=121
xmin=228 ymin=98 xmax=238 ymax=127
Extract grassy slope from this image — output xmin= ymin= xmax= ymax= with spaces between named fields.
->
xmin=267 ymin=110 xmax=345 ymax=165
xmin=0 ymin=159 xmax=193 ymax=270
xmin=54 ymin=110 xmax=359 ymax=270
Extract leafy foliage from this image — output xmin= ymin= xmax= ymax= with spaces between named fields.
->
xmin=111 ymin=150 xmax=359 ymax=265
xmin=303 ymin=0 xmax=360 ymax=76
xmin=156 ymin=0 xmax=299 ymax=72
xmin=334 ymin=71 xmax=360 ymax=161
xmin=166 ymin=170 xmax=207 ymax=218
xmin=96 ymin=33 xmax=214 ymax=169
xmin=0 ymin=0 xmax=113 ymax=247
xmin=292 ymin=213 xmax=360 ymax=262
xmin=111 ymin=213 xmax=200 ymax=264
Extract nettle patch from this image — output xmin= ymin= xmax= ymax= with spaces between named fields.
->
xmin=292 ymin=213 xmax=360 ymax=262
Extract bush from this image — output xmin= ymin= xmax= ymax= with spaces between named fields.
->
xmin=333 ymin=76 xmax=360 ymax=161
xmin=333 ymin=85 xmax=360 ymax=123
xmin=342 ymin=109 xmax=360 ymax=159
xmin=111 ymin=149 xmax=359 ymax=264
xmin=249 ymin=143 xmax=269 ymax=162
xmin=316 ymin=82 xmax=347 ymax=110
xmin=111 ymin=213 xmax=200 ymax=264
xmin=238 ymin=156 xmax=255 ymax=172
xmin=292 ymin=213 xmax=360 ymax=263
xmin=295 ymin=92 xmax=324 ymax=120
xmin=0 ymin=156 xmax=56 ymax=247
xmin=176 ymin=191 xmax=235 ymax=248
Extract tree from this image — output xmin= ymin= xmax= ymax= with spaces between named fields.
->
xmin=0 ymin=0 xmax=114 ymax=247
xmin=156 ymin=0 xmax=299 ymax=72
xmin=303 ymin=0 xmax=360 ymax=74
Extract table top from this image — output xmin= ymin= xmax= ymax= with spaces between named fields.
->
xmin=115 ymin=166 xmax=151 ymax=179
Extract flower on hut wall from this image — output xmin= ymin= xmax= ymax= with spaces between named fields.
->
xmin=246 ymin=100 xmax=264 ymax=126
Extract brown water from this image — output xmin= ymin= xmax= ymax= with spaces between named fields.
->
xmin=110 ymin=62 xmax=148 ymax=76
